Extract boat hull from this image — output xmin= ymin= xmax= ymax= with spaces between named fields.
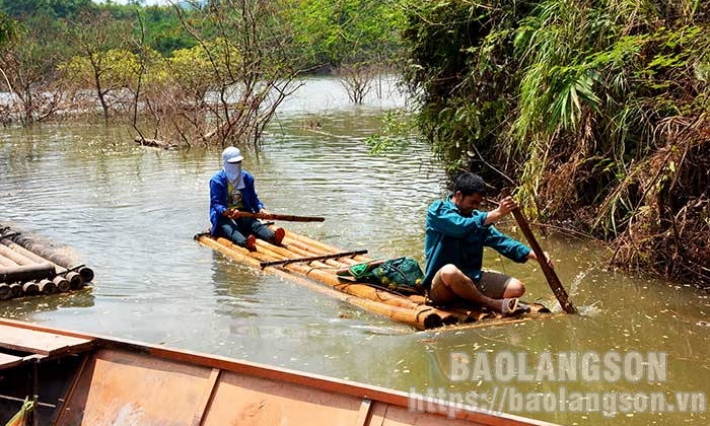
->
xmin=0 ymin=319 xmax=557 ymax=426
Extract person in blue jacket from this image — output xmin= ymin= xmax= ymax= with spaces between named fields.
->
xmin=422 ymin=173 xmax=552 ymax=314
xmin=210 ymin=146 xmax=284 ymax=251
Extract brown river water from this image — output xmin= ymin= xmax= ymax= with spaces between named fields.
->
xmin=0 ymin=77 xmax=707 ymax=425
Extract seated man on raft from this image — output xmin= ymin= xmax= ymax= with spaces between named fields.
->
xmin=209 ymin=146 xmax=285 ymax=251
xmin=422 ymin=172 xmax=553 ymax=315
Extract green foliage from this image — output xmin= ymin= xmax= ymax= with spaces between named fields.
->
xmin=0 ymin=12 xmax=17 ymax=49
xmin=287 ymin=0 xmax=405 ymax=68
xmin=59 ymin=48 xmax=140 ymax=91
xmin=401 ymin=0 xmax=527 ymax=177
xmin=0 ymin=0 xmax=95 ymax=19
xmin=365 ymin=108 xmax=417 ymax=154
xmin=402 ymin=0 xmax=710 ymax=283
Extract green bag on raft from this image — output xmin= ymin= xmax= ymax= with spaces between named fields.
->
xmin=339 ymin=257 xmax=425 ymax=295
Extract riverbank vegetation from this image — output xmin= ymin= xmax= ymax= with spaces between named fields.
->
xmin=400 ymin=0 xmax=709 ymax=286
xmin=1 ymin=0 xmax=707 ymax=287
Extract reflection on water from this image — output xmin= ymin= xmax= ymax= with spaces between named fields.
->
xmin=0 ymin=77 xmax=707 ymax=425
xmin=0 ymin=289 xmax=95 ymax=320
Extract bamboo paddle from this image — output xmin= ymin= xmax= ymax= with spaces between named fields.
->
xmin=500 ymin=192 xmax=578 ymax=314
xmin=225 ymin=210 xmax=325 ymax=222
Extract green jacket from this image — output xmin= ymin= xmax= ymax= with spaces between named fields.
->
xmin=422 ymin=196 xmax=531 ymax=288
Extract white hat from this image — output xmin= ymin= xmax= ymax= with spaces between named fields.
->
xmin=222 ymin=146 xmax=244 ymax=163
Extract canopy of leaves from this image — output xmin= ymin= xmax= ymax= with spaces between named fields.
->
xmin=402 ymin=0 xmax=710 ymax=285
xmin=287 ymin=0 xmax=405 ymax=68
xmin=0 ymin=0 xmax=95 ymax=20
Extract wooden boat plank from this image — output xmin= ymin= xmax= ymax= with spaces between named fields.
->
xmin=202 ymin=370 xmax=367 ymax=426
xmin=191 ymin=368 xmax=221 ymax=426
xmin=0 ymin=352 xmax=22 ymax=370
xmin=355 ymin=398 xmax=373 ymax=426
xmin=370 ymin=401 xmax=526 ymax=426
xmin=0 ymin=323 xmax=92 ymax=355
xmin=55 ymin=349 xmax=216 ymax=426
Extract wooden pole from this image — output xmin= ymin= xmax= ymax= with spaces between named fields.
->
xmin=509 ymin=207 xmax=578 ymax=314
xmin=0 ymin=263 xmax=56 ymax=284
xmin=226 ymin=211 xmax=324 ymax=222
xmin=260 ymin=250 xmax=368 ymax=268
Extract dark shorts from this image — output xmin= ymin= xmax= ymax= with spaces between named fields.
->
xmin=476 ymin=271 xmax=514 ymax=299
xmin=430 ymin=269 xmax=513 ymax=303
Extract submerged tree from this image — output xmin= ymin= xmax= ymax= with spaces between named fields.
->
xmin=0 ymin=12 xmax=70 ymax=124
xmin=59 ymin=10 xmax=135 ymax=121
xmin=133 ymin=0 xmax=307 ymax=147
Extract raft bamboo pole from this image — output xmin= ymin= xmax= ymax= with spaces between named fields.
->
xmin=0 ymin=233 xmax=86 ymax=288
xmin=9 ymin=283 xmax=22 ymax=298
xmin=38 ymin=279 xmax=58 ymax=294
xmin=22 ymin=282 xmax=39 ymax=295
xmin=0 ymin=284 xmax=10 ymax=300
xmin=0 ymin=263 xmax=56 ymax=284
xmin=0 ymin=243 xmax=38 ymax=266
xmin=260 ymin=250 xmax=369 ymax=268
xmin=0 ymin=254 xmax=17 ymax=268
xmin=6 ymin=232 xmax=94 ymax=282
xmin=200 ymin=236 xmax=446 ymax=329
xmin=278 ymin=232 xmax=513 ymax=324
xmin=53 ymin=275 xmax=71 ymax=292
xmin=268 ymin=240 xmax=461 ymax=324
xmin=253 ymin=240 xmax=436 ymax=311
xmin=281 ymin=240 xmax=321 ymax=257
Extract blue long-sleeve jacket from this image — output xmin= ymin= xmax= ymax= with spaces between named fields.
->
xmin=209 ymin=169 xmax=264 ymax=235
xmin=422 ymin=196 xmax=531 ymax=288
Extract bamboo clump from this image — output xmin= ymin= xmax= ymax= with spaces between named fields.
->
xmin=0 ymin=226 xmax=95 ymax=300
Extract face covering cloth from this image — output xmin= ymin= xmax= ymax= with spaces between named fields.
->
xmin=224 ymin=161 xmax=243 ymax=188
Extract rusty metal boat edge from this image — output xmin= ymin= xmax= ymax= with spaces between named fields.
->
xmin=0 ymin=318 xmax=558 ymax=426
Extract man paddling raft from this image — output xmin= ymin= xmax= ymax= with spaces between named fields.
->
xmin=209 ymin=147 xmax=285 ymax=251
xmin=422 ymin=172 xmax=553 ymax=315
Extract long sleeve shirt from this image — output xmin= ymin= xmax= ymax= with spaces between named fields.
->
xmin=422 ymin=196 xmax=531 ymax=288
xmin=209 ymin=169 xmax=264 ymax=235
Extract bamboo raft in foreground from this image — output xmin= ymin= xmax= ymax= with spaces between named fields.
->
xmin=0 ymin=226 xmax=94 ymax=300
xmin=195 ymin=228 xmax=552 ymax=330
xmin=0 ymin=318 xmax=558 ymax=426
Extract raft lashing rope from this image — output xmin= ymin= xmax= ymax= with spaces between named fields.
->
xmin=0 ymin=226 xmax=94 ymax=300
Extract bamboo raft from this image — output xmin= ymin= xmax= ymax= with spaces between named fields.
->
xmin=0 ymin=226 xmax=93 ymax=300
xmin=196 ymin=227 xmax=552 ymax=330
